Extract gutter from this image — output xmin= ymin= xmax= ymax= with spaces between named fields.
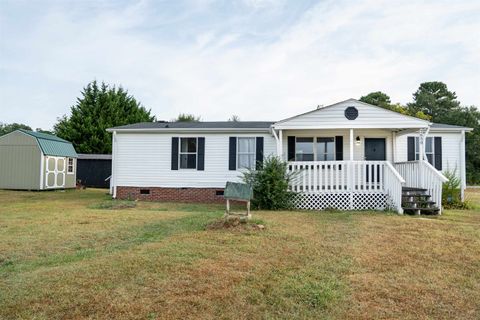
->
xmin=106 ymin=127 xmax=272 ymax=133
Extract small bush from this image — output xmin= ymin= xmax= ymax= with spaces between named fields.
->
xmin=242 ymin=156 xmax=297 ymax=210
xmin=442 ymin=169 xmax=470 ymax=209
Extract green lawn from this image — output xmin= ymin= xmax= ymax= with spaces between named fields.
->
xmin=1 ymin=189 xmax=479 ymax=319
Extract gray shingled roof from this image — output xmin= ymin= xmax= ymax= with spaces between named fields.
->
xmin=430 ymin=123 xmax=472 ymax=130
xmin=109 ymin=121 xmax=274 ymax=130
xmin=108 ymin=120 xmax=471 ymax=131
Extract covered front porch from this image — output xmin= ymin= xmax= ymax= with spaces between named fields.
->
xmin=271 ymin=100 xmax=447 ymax=214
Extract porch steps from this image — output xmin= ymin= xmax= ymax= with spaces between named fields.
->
xmin=401 ymin=187 xmax=440 ymax=215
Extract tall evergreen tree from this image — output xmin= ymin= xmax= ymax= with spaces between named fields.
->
xmin=54 ymin=81 xmax=155 ymax=153
xmin=359 ymin=91 xmax=391 ymax=108
xmin=407 ymin=81 xmax=460 ymax=122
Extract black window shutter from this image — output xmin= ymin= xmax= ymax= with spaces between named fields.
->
xmin=229 ymin=137 xmax=237 ymax=170
xmin=171 ymin=137 xmax=179 ymax=170
xmin=335 ymin=136 xmax=343 ymax=160
xmin=434 ymin=137 xmax=442 ymax=170
xmin=197 ymin=137 xmax=205 ymax=171
xmin=407 ymin=137 xmax=415 ymax=161
xmin=256 ymin=137 xmax=264 ymax=170
xmin=287 ymin=136 xmax=295 ymax=161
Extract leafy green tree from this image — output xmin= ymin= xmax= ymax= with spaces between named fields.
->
xmin=359 ymin=92 xmax=430 ymax=120
xmin=360 ymin=91 xmax=391 ymax=108
xmin=54 ymin=81 xmax=154 ymax=153
xmin=407 ymin=81 xmax=460 ymax=121
xmin=0 ymin=123 xmax=32 ymax=136
xmin=175 ymin=113 xmax=200 ymax=122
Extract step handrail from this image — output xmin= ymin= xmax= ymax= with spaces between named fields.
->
xmin=385 ymin=162 xmax=406 ymax=183
xmin=422 ymin=160 xmax=448 ymax=182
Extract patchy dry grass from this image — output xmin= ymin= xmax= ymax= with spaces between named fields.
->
xmin=0 ymin=189 xmax=479 ymax=319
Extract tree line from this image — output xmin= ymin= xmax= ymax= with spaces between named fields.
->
xmin=1 ymin=80 xmax=479 ymax=183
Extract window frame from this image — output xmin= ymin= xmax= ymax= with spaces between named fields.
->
xmin=295 ymin=136 xmax=336 ymax=161
xmin=414 ymin=136 xmax=435 ymax=166
xmin=67 ymin=158 xmax=74 ymax=174
xmin=316 ymin=137 xmax=336 ymax=161
xmin=295 ymin=137 xmax=314 ymax=161
xmin=179 ymin=137 xmax=198 ymax=170
xmin=237 ymin=137 xmax=256 ymax=170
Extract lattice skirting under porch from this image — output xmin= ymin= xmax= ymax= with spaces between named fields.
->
xmin=293 ymin=192 xmax=393 ymax=211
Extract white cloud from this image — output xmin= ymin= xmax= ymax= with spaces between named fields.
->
xmin=0 ymin=0 xmax=479 ymax=129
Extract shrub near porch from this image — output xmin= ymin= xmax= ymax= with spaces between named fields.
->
xmin=0 ymin=189 xmax=479 ymax=319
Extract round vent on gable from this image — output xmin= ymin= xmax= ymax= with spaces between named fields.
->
xmin=344 ymin=107 xmax=358 ymax=120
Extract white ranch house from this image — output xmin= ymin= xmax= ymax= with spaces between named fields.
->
xmin=108 ymin=99 xmax=472 ymax=214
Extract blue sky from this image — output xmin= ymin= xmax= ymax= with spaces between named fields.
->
xmin=1 ymin=0 xmax=479 ymax=130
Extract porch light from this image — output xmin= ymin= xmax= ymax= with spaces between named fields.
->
xmin=356 ymin=136 xmax=361 ymax=145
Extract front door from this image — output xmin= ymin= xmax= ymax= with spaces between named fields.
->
xmin=364 ymin=138 xmax=386 ymax=161
xmin=364 ymin=138 xmax=386 ymax=185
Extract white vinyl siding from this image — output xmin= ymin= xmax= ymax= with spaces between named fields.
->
xmin=275 ymin=100 xmax=429 ymax=129
xmin=114 ymin=132 xmax=275 ymax=188
xmin=396 ymin=131 xmax=460 ymax=178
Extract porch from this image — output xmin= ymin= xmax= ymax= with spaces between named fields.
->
xmin=286 ymin=159 xmax=446 ymax=214
xmin=270 ymin=100 xmax=449 ymax=214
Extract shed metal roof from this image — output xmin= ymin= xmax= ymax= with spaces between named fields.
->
xmin=19 ymin=130 xmax=78 ymax=158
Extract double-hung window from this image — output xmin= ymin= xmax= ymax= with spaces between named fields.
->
xmin=179 ymin=138 xmax=197 ymax=169
xmin=415 ymin=137 xmax=434 ymax=165
xmin=67 ymin=158 xmax=74 ymax=174
xmin=237 ymin=137 xmax=256 ymax=169
xmin=295 ymin=137 xmax=314 ymax=161
xmin=316 ymin=138 xmax=335 ymax=161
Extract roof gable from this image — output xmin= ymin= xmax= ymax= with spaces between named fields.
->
xmin=273 ymin=99 xmax=430 ymax=129
xmin=19 ymin=130 xmax=78 ymax=158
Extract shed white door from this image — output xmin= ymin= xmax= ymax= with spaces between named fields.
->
xmin=45 ymin=156 xmax=66 ymax=189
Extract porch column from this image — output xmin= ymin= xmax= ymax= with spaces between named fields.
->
xmin=278 ymin=129 xmax=283 ymax=160
xmin=349 ymin=129 xmax=354 ymax=160
xmin=418 ymin=129 xmax=426 ymax=188
xmin=349 ymin=129 xmax=354 ymax=209
xmin=392 ymin=131 xmax=397 ymax=163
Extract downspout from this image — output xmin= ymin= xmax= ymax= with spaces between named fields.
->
xmin=460 ymin=130 xmax=466 ymax=201
xmin=112 ymin=130 xmax=117 ymax=198
xmin=271 ymin=127 xmax=280 ymax=157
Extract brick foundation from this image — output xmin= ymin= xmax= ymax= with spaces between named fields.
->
xmin=116 ymin=186 xmax=226 ymax=203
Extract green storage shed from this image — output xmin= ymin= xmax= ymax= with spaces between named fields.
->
xmin=0 ymin=130 xmax=78 ymax=190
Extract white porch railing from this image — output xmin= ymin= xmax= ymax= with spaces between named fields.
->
xmin=394 ymin=160 xmax=448 ymax=212
xmin=287 ymin=161 xmax=405 ymax=212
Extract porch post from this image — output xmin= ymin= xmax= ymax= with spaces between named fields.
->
xmin=418 ymin=129 xmax=425 ymax=188
xmin=349 ymin=129 xmax=354 ymax=209
xmin=392 ymin=131 xmax=396 ymax=163
xmin=278 ymin=129 xmax=283 ymax=160
xmin=349 ymin=129 xmax=354 ymax=160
